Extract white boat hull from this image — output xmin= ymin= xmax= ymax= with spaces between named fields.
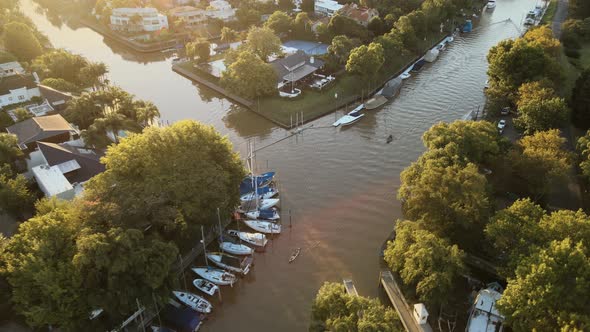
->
xmin=245 ymin=209 xmax=280 ymax=220
xmin=227 ymin=230 xmax=268 ymax=247
xmin=192 ymin=267 xmax=236 ymax=286
xmin=239 ymin=198 xmax=280 ymax=212
xmin=193 ymin=278 xmax=219 ymax=296
xmin=240 ymin=187 xmax=279 ymax=202
xmin=220 ymin=241 xmax=254 ymax=255
xmin=243 ymin=219 xmax=281 ymax=234
xmin=173 ymin=291 xmax=212 ymax=314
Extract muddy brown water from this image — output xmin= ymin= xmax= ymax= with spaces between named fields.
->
xmin=21 ymin=0 xmax=538 ymax=330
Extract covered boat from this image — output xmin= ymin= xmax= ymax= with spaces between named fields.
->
xmin=245 ymin=207 xmax=280 ymax=220
xmin=240 ymin=186 xmax=279 ymax=202
xmin=192 ymin=278 xmax=219 ymax=296
xmin=333 ymin=105 xmax=365 ymax=127
xmin=239 ymin=198 xmax=280 ymax=212
xmin=173 ymin=291 xmax=212 ymax=314
xmin=466 ymin=283 xmax=504 ymax=332
xmin=243 ymin=219 xmax=281 ymax=234
xmin=381 ymin=77 xmax=403 ymax=99
xmin=227 ymin=230 xmax=268 ymax=247
xmin=207 ymin=252 xmax=254 ymax=275
xmin=412 ymin=59 xmax=427 ymax=71
xmin=424 ymin=48 xmax=440 ymax=63
xmin=486 ymin=0 xmax=496 ymax=9
xmin=219 ymin=240 xmax=254 ymax=255
xmin=239 ymin=172 xmax=275 ymax=194
xmin=365 ymin=95 xmax=388 ymax=110
xmin=191 ymin=267 xmax=236 ymax=286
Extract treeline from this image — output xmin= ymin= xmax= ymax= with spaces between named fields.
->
xmin=0 ymin=121 xmax=245 ymax=330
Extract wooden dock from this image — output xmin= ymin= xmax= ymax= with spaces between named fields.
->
xmin=379 ymin=270 xmax=433 ymax=332
xmin=343 ymin=278 xmax=359 ymax=296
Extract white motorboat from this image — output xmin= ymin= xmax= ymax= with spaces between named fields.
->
xmin=245 ymin=207 xmax=280 ymax=220
xmin=191 ymin=267 xmax=236 ymax=286
xmin=243 ymin=219 xmax=281 ymax=234
xmin=486 ymin=0 xmax=496 ymax=9
xmin=227 ymin=230 xmax=268 ymax=247
xmin=333 ymin=105 xmax=365 ymax=127
xmin=240 ymin=186 xmax=279 ymax=202
xmin=239 ymin=198 xmax=280 ymax=212
xmin=192 ymin=278 xmax=219 ymax=296
xmin=173 ymin=291 xmax=212 ymax=314
xmin=207 ymin=252 xmax=253 ymax=275
xmin=466 ymin=283 xmax=505 ymax=332
xmin=219 ymin=241 xmax=254 ymax=255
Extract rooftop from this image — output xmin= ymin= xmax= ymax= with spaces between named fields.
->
xmin=466 ymin=288 xmax=504 ymax=332
xmin=37 ymin=141 xmax=105 ymax=183
xmin=315 ymin=0 xmax=344 ymax=11
xmin=32 ymin=164 xmax=74 ymax=198
xmin=0 ymin=74 xmax=37 ymax=95
xmin=38 ymin=84 xmax=73 ymax=109
xmin=6 ymin=114 xmax=78 ymax=149
xmin=271 ymin=50 xmax=324 ymax=83
xmin=169 ymin=6 xmax=200 ymax=15
xmin=339 ymin=3 xmax=378 ymax=23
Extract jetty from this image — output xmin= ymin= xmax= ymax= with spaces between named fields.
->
xmin=379 ymin=270 xmax=433 ymax=332
xmin=343 ymin=278 xmax=359 ymax=296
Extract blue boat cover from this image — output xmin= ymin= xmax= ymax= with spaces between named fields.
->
xmin=239 ymin=172 xmax=275 ymax=194
xmin=258 ymin=209 xmax=276 ymax=219
xmin=161 ymin=305 xmax=202 ymax=332
xmin=241 ymin=185 xmax=275 ymax=197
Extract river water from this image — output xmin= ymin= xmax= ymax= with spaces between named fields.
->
xmin=21 ymin=0 xmax=537 ymax=330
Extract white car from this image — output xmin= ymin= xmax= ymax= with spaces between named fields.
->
xmin=498 ymin=120 xmax=507 ymax=131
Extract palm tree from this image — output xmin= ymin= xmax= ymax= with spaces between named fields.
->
xmin=134 ymin=101 xmax=160 ymax=127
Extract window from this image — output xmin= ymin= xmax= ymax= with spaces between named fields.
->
xmin=18 ymin=95 xmax=25 ymax=100
xmin=8 ymin=97 xmax=13 ymax=101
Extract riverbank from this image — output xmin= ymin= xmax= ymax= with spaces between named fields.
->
xmin=79 ymin=18 xmax=177 ymax=53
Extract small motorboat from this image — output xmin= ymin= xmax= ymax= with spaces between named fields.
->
xmin=191 ymin=267 xmax=236 ymax=286
xmin=239 ymin=198 xmax=280 ymax=212
xmin=193 ymin=278 xmax=219 ymax=296
xmin=486 ymin=0 xmax=496 ymax=9
xmin=333 ymin=105 xmax=365 ymax=127
xmin=400 ymin=72 xmax=411 ymax=80
xmin=364 ymin=95 xmax=388 ymax=110
xmin=207 ymin=252 xmax=253 ymax=275
xmin=245 ymin=207 xmax=280 ymax=220
xmin=386 ymin=135 xmax=393 ymax=144
xmin=173 ymin=291 xmax=212 ymax=314
xmin=289 ymin=248 xmax=301 ymax=263
xmin=243 ymin=219 xmax=281 ymax=234
xmin=219 ymin=240 xmax=254 ymax=255
xmin=227 ymin=230 xmax=268 ymax=247
xmin=240 ymin=186 xmax=279 ymax=202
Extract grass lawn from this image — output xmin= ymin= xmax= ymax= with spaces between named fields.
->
xmin=562 ymin=42 xmax=590 ymax=98
xmin=540 ymin=0 xmax=558 ymax=25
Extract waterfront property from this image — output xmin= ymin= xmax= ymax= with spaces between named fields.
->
xmin=0 ymin=61 xmax=24 ymax=77
xmin=6 ymin=114 xmax=79 ymax=150
xmin=109 ymin=7 xmax=169 ymax=32
xmin=271 ymin=51 xmax=325 ymax=92
xmin=168 ymin=6 xmax=207 ymax=27
xmin=0 ymin=74 xmax=41 ymax=108
xmin=339 ymin=3 xmax=379 ymax=27
xmin=314 ymin=0 xmax=344 ymax=16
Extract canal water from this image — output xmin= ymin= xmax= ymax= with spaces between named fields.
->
xmin=21 ymin=0 xmax=537 ymax=330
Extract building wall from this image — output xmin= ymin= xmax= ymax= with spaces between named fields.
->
xmin=24 ymin=132 xmax=73 ymax=151
xmin=110 ymin=8 xmax=169 ymax=32
xmin=0 ymin=87 xmax=41 ymax=107
xmin=172 ymin=10 xmax=207 ymax=25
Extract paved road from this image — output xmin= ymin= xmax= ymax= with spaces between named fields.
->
xmin=551 ymin=0 xmax=569 ymax=38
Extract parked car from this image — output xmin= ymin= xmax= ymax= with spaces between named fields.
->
xmin=500 ymin=107 xmax=510 ymax=115
xmin=497 ymin=119 xmax=506 ymax=133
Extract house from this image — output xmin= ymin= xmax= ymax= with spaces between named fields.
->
xmin=0 ymin=62 xmax=24 ymax=77
xmin=32 ymin=164 xmax=77 ymax=200
xmin=205 ymin=0 xmax=236 ymax=21
xmin=271 ymin=50 xmax=324 ymax=88
xmin=314 ymin=0 xmax=343 ymax=16
xmin=338 ymin=3 xmax=379 ymax=27
xmin=169 ymin=6 xmax=207 ymax=26
xmin=38 ymin=84 xmax=73 ymax=112
xmin=6 ymin=114 xmax=79 ymax=151
xmin=110 ymin=7 xmax=169 ymax=32
xmin=0 ymin=74 xmax=41 ymax=108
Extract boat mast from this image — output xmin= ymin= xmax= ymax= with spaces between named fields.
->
xmin=201 ymin=225 xmax=209 ymax=269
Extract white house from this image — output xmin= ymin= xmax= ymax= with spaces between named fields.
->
xmin=169 ymin=6 xmax=207 ymax=26
xmin=314 ymin=0 xmax=343 ymax=16
xmin=32 ymin=164 xmax=78 ymax=200
xmin=205 ymin=0 xmax=236 ymax=21
xmin=110 ymin=7 xmax=169 ymax=32
xmin=0 ymin=74 xmax=41 ymax=108
xmin=0 ymin=61 xmax=24 ymax=77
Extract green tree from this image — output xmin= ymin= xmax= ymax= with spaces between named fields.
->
xmin=523 ymin=26 xmax=562 ymax=58
xmin=13 ymin=108 xmax=31 ymax=123
xmin=570 ymin=0 xmax=590 ymax=19
xmin=514 ymin=81 xmax=569 ymax=134
xmin=572 ymin=69 xmax=590 ymax=129
xmin=278 ymin=0 xmax=294 ymax=11
xmin=368 ymin=16 xmax=385 ymax=36
xmin=30 ymin=49 xmax=90 ymax=87
xmin=0 ymin=166 xmax=34 ymax=219
xmin=310 ymin=282 xmax=402 ymax=332
xmin=346 ymin=42 xmax=384 ymax=89
xmin=498 ymin=239 xmax=590 ymax=332
xmin=245 ymin=26 xmax=282 ymax=62
xmin=0 ymin=51 xmax=16 ymax=63
xmin=394 ymin=16 xmax=419 ymax=51
xmin=301 ymin=0 xmax=314 ymax=12
xmin=81 ymin=112 xmax=139 ymax=148
xmin=264 ymin=11 xmax=292 ymax=34
xmin=328 ymin=35 xmax=360 ymax=65
xmin=83 ymin=120 xmax=245 ymax=240
xmin=78 ymin=62 xmax=108 ymax=91
xmin=485 ymin=198 xmax=546 ymax=276
xmin=398 ymin=150 xmax=489 ymax=241
xmin=220 ymin=27 xmax=238 ymax=44
xmin=186 ymin=39 xmax=211 ymax=64
xmin=221 ymin=50 xmax=277 ymax=99
xmin=384 ymin=221 xmax=466 ymax=306
xmin=2 ymin=22 xmax=43 ymax=61
xmin=328 ymin=14 xmax=369 ymax=41
xmin=375 ymin=31 xmax=405 ymax=62
xmin=577 ymin=129 xmax=590 ymax=180
xmin=236 ymin=7 xmax=261 ymax=27
xmin=40 ymin=78 xmax=80 ymax=93
xmin=422 ymin=120 xmax=501 ymax=165
xmin=510 ymin=130 xmax=571 ymax=198
xmin=293 ymin=12 xmax=312 ymax=38
xmin=0 ymin=133 xmax=23 ymax=169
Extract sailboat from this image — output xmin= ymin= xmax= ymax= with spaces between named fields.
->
xmin=172 ymin=291 xmax=212 ymax=314
xmin=245 ymin=207 xmax=280 ymax=220
xmin=240 ymin=172 xmax=275 ymax=194
xmin=333 ymin=104 xmax=365 ymax=127
xmin=240 ymin=186 xmax=279 ymax=202
xmin=192 ymin=278 xmax=219 ymax=296
xmin=191 ymin=267 xmax=236 ymax=286
xmin=227 ymin=229 xmax=268 ymax=247
xmin=219 ymin=239 xmax=254 ymax=255
xmin=207 ymin=252 xmax=254 ymax=275
xmin=243 ymin=219 xmax=281 ymax=234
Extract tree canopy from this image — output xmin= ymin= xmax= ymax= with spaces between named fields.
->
xmin=264 ymin=11 xmax=292 ymax=34
xmin=310 ymin=282 xmax=402 ymax=332
xmin=0 ymin=132 xmax=23 ymax=169
xmin=523 ymin=26 xmax=562 ymax=58
xmin=3 ymin=21 xmax=43 ymax=61
xmin=514 ymin=81 xmax=569 ymax=134
xmin=186 ymin=39 xmax=211 ymax=64
xmin=384 ymin=221 xmax=466 ymax=306
xmin=498 ymin=239 xmax=590 ymax=331
xmin=245 ymin=26 xmax=281 ymax=62
xmin=83 ymin=120 xmax=245 ymax=242
xmin=0 ymin=166 xmax=34 ymax=219
xmin=221 ymin=50 xmax=277 ymax=99
xmin=346 ymin=42 xmax=384 ymax=81
xmin=328 ymin=35 xmax=361 ymax=65
xmin=572 ymin=69 xmax=590 ymax=129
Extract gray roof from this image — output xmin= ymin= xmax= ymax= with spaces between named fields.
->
xmin=271 ymin=50 xmax=324 ymax=83
xmin=38 ymin=85 xmax=73 ymax=110
xmin=6 ymin=114 xmax=78 ymax=149
xmin=37 ymin=141 xmax=105 ymax=183
xmin=0 ymin=74 xmax=37 ymax=95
